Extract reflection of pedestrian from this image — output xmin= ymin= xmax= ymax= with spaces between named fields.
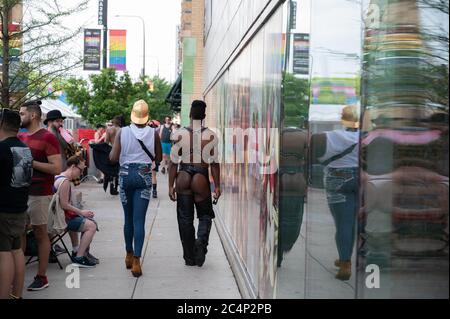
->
xmin=312 ymin=105 xmax=359 ymax=281
xmin=278 ymin=128 xmax=308 ymax=267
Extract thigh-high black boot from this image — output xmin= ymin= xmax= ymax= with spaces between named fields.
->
xmin=177 ymin=194 xmax=196 ymax=265
xmin=194 ymin=196 xmax=215 ymax=267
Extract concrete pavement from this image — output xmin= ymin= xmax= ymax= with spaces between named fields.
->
xmin=22 ymin=173 xmax=241 ymax=299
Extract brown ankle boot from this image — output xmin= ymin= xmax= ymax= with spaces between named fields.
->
xmin=131 ymin=256 xmax=142 ymax=277
xmin=336 ymin=261 xmax=352 ymax=281
xmin=125 ymin=252 xmax=133 ymax=269
xmin=334 ymin=260 xmax=343 ymax=267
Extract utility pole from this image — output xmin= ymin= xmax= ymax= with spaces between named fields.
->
xmin=98 ymin=0 xmax=108 ymax=69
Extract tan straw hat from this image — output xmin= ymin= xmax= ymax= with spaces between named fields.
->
xmin=341 ymin=105 xmax=360 ymax=129
xmin=131 ymin=100 xmax=149 ymax=125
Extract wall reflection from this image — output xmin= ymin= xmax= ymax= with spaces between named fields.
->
xmin=205 ymin=6 xmax=282 ymax=299
xmin=277 ymin=0 xmax=448 ymax=299
xmin=357 ymin=0 xmax=449 ymax=298
xmin=205 ymin=0 xmax=448 ymax=299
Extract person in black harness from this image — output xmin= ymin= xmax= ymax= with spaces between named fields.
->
xmin=168 ymin=100 xmax=221 ymax=267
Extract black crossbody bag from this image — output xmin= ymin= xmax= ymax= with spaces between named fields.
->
xmin=321 ymin=143 xmax=357 ymax=167
xmin=137 ymin=139 xmax=155 ymax=162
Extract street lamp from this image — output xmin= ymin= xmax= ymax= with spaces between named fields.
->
xmin=115 ymin=14 xmax=146 ymax=77
xmin=147 ymin=56 xmax=160 ymax=77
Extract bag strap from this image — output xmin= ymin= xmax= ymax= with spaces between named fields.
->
xmin=137 ymin=139 xmax=155 ymax=162
xmin=53 ymin=176 xmax=68 ymax=194
xmin=184 ymin=127 xmax=208 ymax=133
xmin=184 ymin=127 xmax=208 ymax=154
xmin=322 ymin=143 xmax=357 ymax=167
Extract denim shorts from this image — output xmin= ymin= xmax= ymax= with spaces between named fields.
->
xmin=66 ymin=216 xmax=86 ymax=232
xmin=161 ymin=142 xmax=172 ymax=155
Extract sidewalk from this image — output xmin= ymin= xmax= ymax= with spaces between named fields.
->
xmin=22 ymin=173 xmax=241 ymax=299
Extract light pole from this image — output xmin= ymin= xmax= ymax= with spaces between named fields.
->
xmin=147 ymin=56 xmax=160 ymax=77
xmin=115 ymin=14 xmax=146 ymax=77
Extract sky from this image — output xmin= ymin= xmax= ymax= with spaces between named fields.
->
xmin=283 ymin=0 xmax=362 ymax=79
xmin=59 ymin=0 xmax=182 ymax=83
xmin=310 ymin=0 xmax=363 ymax=78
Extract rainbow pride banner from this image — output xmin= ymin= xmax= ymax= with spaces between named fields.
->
xmin=109 ymin=29 xmax=126 ymax=71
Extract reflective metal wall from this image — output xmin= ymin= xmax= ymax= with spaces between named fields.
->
xmin=277 ymin=0 xmax=448 ymax=299
xmin=204 ymin=0 xmax=273 ymax=88
xmin=204 ymin=0 xmax=283 ymax=299
xmin=204 ymin=0 xmax=448 ymax=299
xmin=357 ymin=0 xmax=449 ymax=299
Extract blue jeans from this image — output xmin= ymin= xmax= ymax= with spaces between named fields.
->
xmin=324 ymin=167 xmax=359 ymax=262
xmin=119 ymin=163 xmax=152 ymax=257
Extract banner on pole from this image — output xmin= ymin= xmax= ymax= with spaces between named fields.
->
xmin=292 ymin=33 xmax=310 ymax=75
xmin=109 ymin=29 xmax=126 ymax=71
xmin=83 ymin=29 xmax=102 ymax=71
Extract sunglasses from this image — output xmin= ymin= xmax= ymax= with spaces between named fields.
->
xmin=75 ymin=165 xmax=84 ymax=174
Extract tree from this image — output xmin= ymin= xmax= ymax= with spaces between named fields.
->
xmin=283 ymin=72 xmax=310 ymax=128
xmin=65 ymin=68 xmax=174 ymax=126
xmin=139 ymin=76 xmax=173 ymax=122
xmin=1 ymin=0 xmax=88 ymax=108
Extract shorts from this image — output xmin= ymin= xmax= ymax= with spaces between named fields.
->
xmin=0 ymin=212 xmax=27 ymax=251
xmin=66 ymin=216 xmax=87 ymax=232
xmin=161 ymin=142 xmax=172 ymax=156
xmin=66 ymin=216 xmax=98 ymax=232
xmin=27 ymin=196 xmax=52 ymax=226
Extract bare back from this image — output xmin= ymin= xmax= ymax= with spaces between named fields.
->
xmin=106 ymin=126 xmax=119 ymax=146
xmin=172 ymin=127 xmax=219 ymax=200
xmin=172 ymin=127 xmax=218 ymax=168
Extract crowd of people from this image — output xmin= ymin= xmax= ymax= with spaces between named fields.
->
xmin=92 ymin=114 xmax=181 ymax=199
xmin=0 ymin=101 xmax=101 ymax=298
xmin=0 ymin=98 xmax=217 ymax=299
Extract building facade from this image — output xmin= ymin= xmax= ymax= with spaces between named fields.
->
xmin=202 ymin=0 xmax=449 ymax=299
xmin=0 ymin=2 xmax=24 ymax=105
xmin=179 ymin=0 xmax=205 ymax=125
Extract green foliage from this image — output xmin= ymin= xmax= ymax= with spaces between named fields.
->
xmin=1 ymin=0 xmax=89 ymax=108
xmin=283 ymin=72 xmax=310 ymax=128
xmin=64 ymin=68 xmax=173 ymax=126
xmin=143 ymin=77 xmax=173 ymax=122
